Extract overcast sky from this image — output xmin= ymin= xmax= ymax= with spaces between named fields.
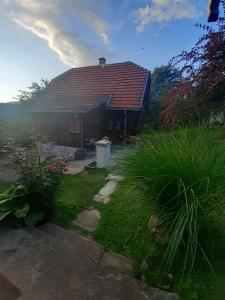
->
xmin=0 ymin=0 xmax=209 ymax=102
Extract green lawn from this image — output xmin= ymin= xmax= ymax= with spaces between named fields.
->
xmin=53 ymin=168 xmax=108 ymax=228
xmin=94 ymin=181 xmax=157 ymax=264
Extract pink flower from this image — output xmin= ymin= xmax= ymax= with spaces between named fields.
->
xmin=48 ymin=165 xmax=57 ymax=173
xmin=63 ymin=167 xmax=68 ymax=173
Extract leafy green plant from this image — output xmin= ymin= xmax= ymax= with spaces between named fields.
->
xmin=0 ymin=184 xmax=45 ymax=226
xmin=0 ymin=185 xmax=27 ymax=221
xmin=123 ymin=127 xmax=225 ymax=277
xmin=0 ymin=139 xmax=66 ymax=226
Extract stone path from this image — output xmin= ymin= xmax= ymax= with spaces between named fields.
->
xmin=0 ymin=224 xmax=177 ymax=300
xmin=74 ymin=173 xmax=123 ymax=231
xmin=73 ymin=209 xmax=101 ymax=231
xmin=93 ymin=173 xmax=123 ymax=204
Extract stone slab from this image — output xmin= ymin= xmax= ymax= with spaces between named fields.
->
xmin=0 ymin=273 xmax=21 ymax=300
xmin=73 ymin=209 xmax=101 ymax=231
xmin=93 ymin=194 xmax=111 ymax=204
xmin=98 ymin=180 xmax=118 ymax=197
xmin=106 ymin=174 xmax=124 ymax=182
xmin=0 ymin=227 xmax=178 ymax=300
xmin=0 ymin=228 xmax=32 ymax=251
xmin=39 ymin=223 xmax=103 ymax=260
xmin=101 ymin=252 xmax=134 ymax=275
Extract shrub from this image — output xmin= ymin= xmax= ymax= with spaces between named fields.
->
xmin=123 ymin=127 xmax=225 ymax=276
xmin=0 ymin=141 xmax=66 ymax=226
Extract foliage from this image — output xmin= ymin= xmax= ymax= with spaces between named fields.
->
xmin=148 ymin=65 xmax=182 ymax=128
xmin=0 ymin=181 xmax=13 ymax=194
xmin=0 ymin=185 xmax=27 ymax=222
xmin=122 ymin=127 xmax=225 ymax=277
xmin=161 ymin=2 xmax=225 ymax=126
xmin=0 ymin=141 xmax=65 ymax=226
xmin=160 ymin=81 xmax=198 ymax=127
xmin=15 ymin=79 xmax=49 ymax=105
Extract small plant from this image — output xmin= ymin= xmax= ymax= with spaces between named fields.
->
xmin=0 ymin=139 xmax=66 ymax=226
xmin=123 ymin=127 xmax=225 ymax=277
xmin=0 ymin=185 xmax=28 ymax=222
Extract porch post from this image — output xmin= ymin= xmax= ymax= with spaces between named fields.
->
xmin=123 ymin=110 xmax=127 ymax=144
xmin=80 ymin=115 xmax=84 ymax=148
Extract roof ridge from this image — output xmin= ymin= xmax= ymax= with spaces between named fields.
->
xmin=70 ymin=61 xmax=147 ymax=70
xmin=51 ymin=61 xmax=149 ymax=84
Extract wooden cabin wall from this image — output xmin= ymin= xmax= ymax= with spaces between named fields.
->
xmin=32 ymin=107 xmax=105 ymax=147
xmin=32 ymin=112 xmax=81 ymax=147
xmin=31 ymin=107 xmax=141 ymax=147
xmin=83 ymin=106 xmax=104 ymax=143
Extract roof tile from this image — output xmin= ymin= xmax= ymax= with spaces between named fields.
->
xmin=32 ymin=61 xmax=149 ymax=110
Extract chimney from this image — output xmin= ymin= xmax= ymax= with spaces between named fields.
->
xmin=99 ymin=57 xmax=106 ymax=66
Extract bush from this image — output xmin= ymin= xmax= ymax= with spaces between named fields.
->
xmin=0 ymin=117 xmax=35 ymax=158
xmin=0 ymin=141 xmax=66 ymax=226
xmin=123 ymin=127 xmax=225 ymax=276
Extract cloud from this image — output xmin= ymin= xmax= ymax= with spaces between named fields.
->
xmin=136 ymin=0 xmax=199 ymax=32
xmin=3 ymin=0 xmax=110 ymax=67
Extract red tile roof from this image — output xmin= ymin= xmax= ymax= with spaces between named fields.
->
xmin=30 ymin=62 xmax=149 ymax=111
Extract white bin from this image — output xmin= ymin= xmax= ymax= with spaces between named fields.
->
xmin=95 ymin=138 xmax=111 ymax=168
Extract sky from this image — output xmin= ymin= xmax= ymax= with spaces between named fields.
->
xmin=0 ymin=0 xmax=209 ymax=102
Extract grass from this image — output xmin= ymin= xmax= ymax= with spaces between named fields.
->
xmin=94 ymin=181 xmax=157 ymax=264
xmin=53 ymin=168 xmax=108 ymax=228
xmin=94 ymin=177 xmax=225 ymax=300
xmin=122 ymin=126 xmax=225 ymax=275
xmin=94 ymin=126 xmax=225 ymax=299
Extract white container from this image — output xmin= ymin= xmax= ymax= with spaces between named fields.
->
xmin=95 ymin=138 xmax=111 ymax=168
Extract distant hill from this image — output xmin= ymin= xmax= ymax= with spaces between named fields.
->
xmin=0 ymin=102 xmax=19 ymax=119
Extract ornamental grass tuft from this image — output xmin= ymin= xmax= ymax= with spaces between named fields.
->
xmin=123 ymin=127 xmax=225 ymax=277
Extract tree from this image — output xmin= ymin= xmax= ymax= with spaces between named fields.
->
xmin=15 ymin=79 xmax=50 ymax=104
xmin=148 ymin=65 xmax=182 ymax=128
xmin=161 ymin=0 xmax=225 ymax=127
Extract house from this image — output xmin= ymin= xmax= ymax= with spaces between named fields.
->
xmin=27 ymin=58 xmax=151 ymax=148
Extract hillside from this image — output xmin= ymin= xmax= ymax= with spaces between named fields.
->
xmin=0 ymin=102 xmax=19 ymax=119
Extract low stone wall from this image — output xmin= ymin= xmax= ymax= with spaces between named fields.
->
xmin=39 ymin=143 xmax=78 ymax=160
